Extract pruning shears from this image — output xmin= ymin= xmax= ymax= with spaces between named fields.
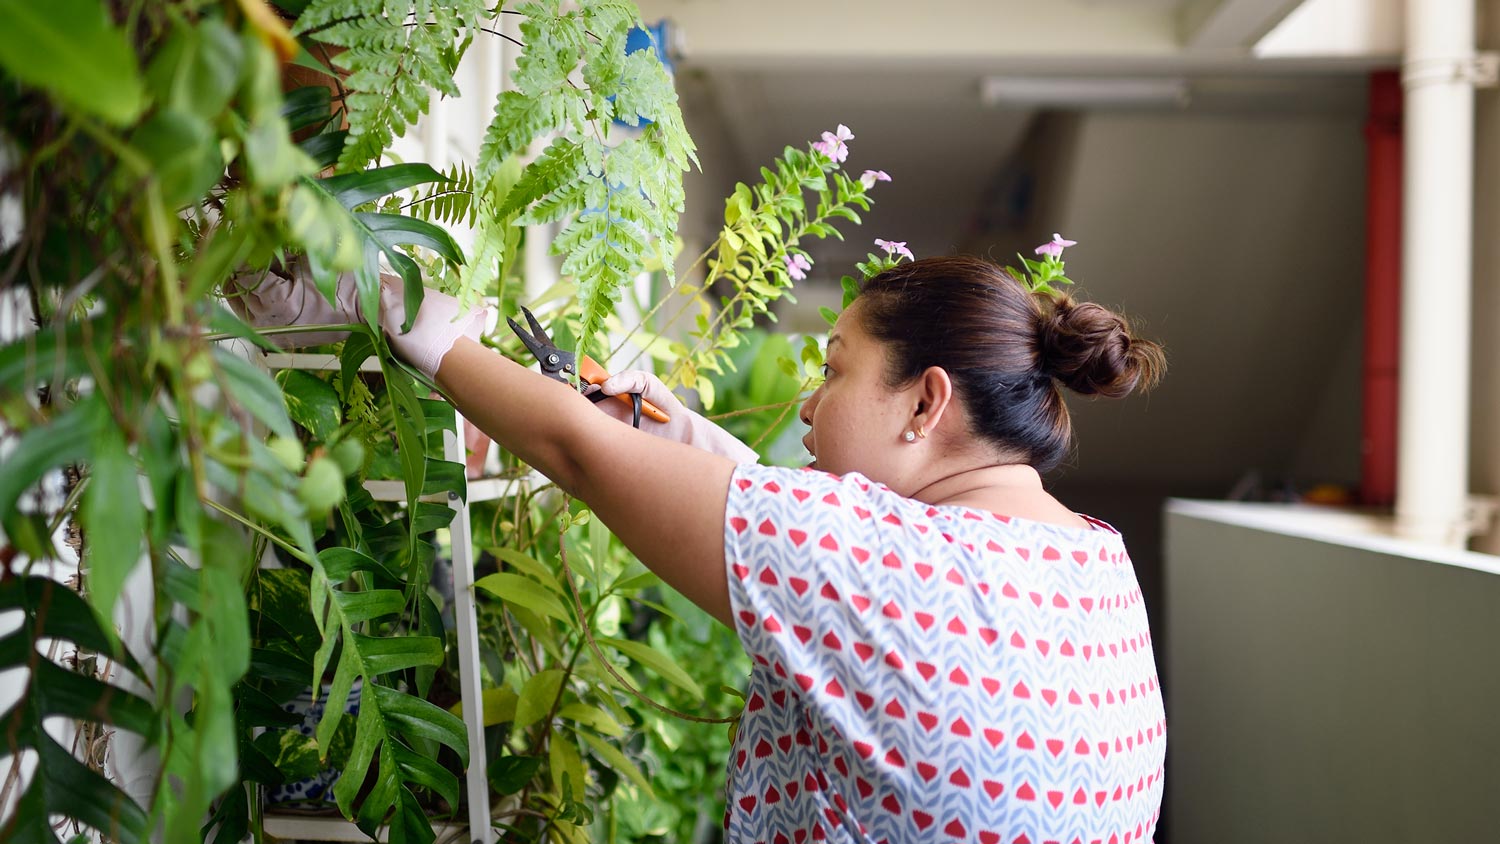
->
xmin=507 ymin=306 xmax=670 ymax=428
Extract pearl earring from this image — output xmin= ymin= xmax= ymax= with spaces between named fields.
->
xmin=903 ymin=431 xmax=916 ymax=443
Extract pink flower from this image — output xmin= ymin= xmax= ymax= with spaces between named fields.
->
xmin=859 ymin=169 xmax=891 ymax=189
xmin=815 ymin=124 xmax=855 ymax=163
xmin=874 ymin=239 xmax=913 ymax=261
xmin=785 ymin=252 xmax=813 ymax=281
xmin=1034 ymin=233 xmax=1077 ymax=258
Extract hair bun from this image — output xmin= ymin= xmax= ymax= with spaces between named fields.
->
xmin=1039 ymin=296 xmax=1164 ymax=398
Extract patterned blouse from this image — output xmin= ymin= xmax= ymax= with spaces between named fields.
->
xmin=721 ymin=465 xmax=1165 ymax=844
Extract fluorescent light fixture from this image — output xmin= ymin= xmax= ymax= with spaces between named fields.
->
xmin=981 ymin=76 xmax=1191 ymax=108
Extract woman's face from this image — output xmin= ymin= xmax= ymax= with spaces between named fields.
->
xmin=799 ymin=301 xmax=918 ymax=483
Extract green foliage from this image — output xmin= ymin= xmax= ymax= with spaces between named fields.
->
xmin=295 ymin=0 xmax=487 ymax=173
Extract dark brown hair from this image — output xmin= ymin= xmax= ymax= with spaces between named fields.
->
xmin=855 ymin=255 xmax=1164 ymax=472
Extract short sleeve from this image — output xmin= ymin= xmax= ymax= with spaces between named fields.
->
xmin=723 ymin=463 xmax=917 ymax=699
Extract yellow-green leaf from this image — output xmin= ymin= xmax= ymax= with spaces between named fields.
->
xmin=577 ymin=731 xmax=653 ymax=798
xmin=598 ymin=636 xmax=703 ymax=699
xmin=514 ymin=669 xmax=565 ymax=729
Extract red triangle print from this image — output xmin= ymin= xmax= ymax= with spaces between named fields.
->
xmin=853 ymin=642 xmax=874 ymax=661
xmin=792 ymin=488 xmax=810 ymax=502
xmin=851 ymin=547 xmax=870 ymax=563
xmin=983 ymin=780 xmax=1005 ymax=800
xmin=824 ymin=678 xmax=845 ymax=698
xmin=981 ymin=677 xmax=1001 ymax=697
xmin=1010 ymin=632 xmax=1026 ymax=649
xmin=1016 ymin=731 xmax=1035 ymax=750
xmin=738 ymin=610 xmax=756 ymax=626
xmin=763 ymin=481 xmax=781 ymax=493
xmin=1029 ymin=591 xmax=1043 ymax=607
xmin=855 ymin=691 xmax=875 ymax=711
xmin=1046 ymin=739 xmax=1064 ymax=757
xmin=1042 ymin=546 xmax=1061 ymax=561
xmin=911 ymin=810 xmax=933 ymax=831
xmin=1042 ymin=688 xmax=1058 ymax=706
xmin=732 ymin=564 xmax=749 ymax=580
xmin=735 ymin=478 xmax=752 ymax=491
xmin=739 ymin=795 xmax=757 ymax=812
xmin=792 ymin=625 xmax=811 ymax=643
xmin=856 ymin=777 xmax=873 ymax=798
xmin=822 ymin=492 xmax=841 ymax=506
xmin=1016 ymin=782 xmax=1036 ymax=801
xmin=949 ymin=667 xmax=970 ymax=686
xmin=1060 ymin=639 xmax=1075 ymax=657
xmin=917 ymin=762 xmax=938 ymax=782
xmin=1080 ymin=597 xmax=1095 ymax=613
xmin=854 ymin=741 xmax=875 ymax=760
xmin=1013 ymin=681 xmax=1031 ymax=699
xmin=881 ymin=794 xmax=901 ymax=814
xmin=757 ymin=519 xmax=777 ymax=536
xmin=853 ymin=506 xmax=872 ymax=520
xmin=983 ymin=728 xmax=1004 ymax=748
xmin=1036 ymin=639 xmax=1051 ymax=656
xmin=914 ymin=563 xmax=933 ymax=580
xmin=755 ymin=738 xmax=773 ymax=758
xmin=979 ymin=627 xmax=998 ymax=645
xmin=885 ymin=698 xmax=906 ymax=718
xmin=918 ymin=711 xmax=938 ymax=731
xmin=884 ymin=650 xmax=905 ymax=670
xmin=1075 ymin=739 xmax=1090 ymax=755
xmin=882 ymin=600 xmax=904 ymax=620
xmin=945 ymin=569 xmax=965 ymax=585
xmin=947 ymin=616 xmax=967 ymax=635
xmin=746 ymin=692 xmax=765 ymax=711
xmin=950 ymin=716 xmax=972 ymax=737
xmin=882 ymin=513 xmax=902 ymax=526
xmin=950 ymin=767 xmax=971 ymax=788
xmin=763 ymin=616 xmax=782 ymax=633
xmin=822 ymin=631 xmax=842 ymax=650
xmin=789 ymin=577 xmax=809 ymax=596
xmin=882 ymin=552 xmax=902 ymax=569
xmin=851 ymin=594 xmax=871 ymax=612
xmin=1001 ymin=582 xmax=1020 ymax=599
xmin=1015 ymin=547 xmax=1030 ymax=561
xmin=979 ymin=834 xmax=999 ymax=844
xmin=1047 ymin=790 xmax=1064 ymax=809
xmin=820 ymin=582 xmax=840 ymax=600
xmin=730 ymin=517 xmax=748 ymax=533
xmin=788 ymin=529 xmax=808 ymax=546
xmin=915 ymin=612 xmax=935 ymax=631
xmin=759 ymin=568 xmax=779 ymax=586
xmin=944 ymin=820 xmax=967 ymax=838
xmin=885 ymin=747 xmax=906 ymax=767
xmin=794 ymin=674 xmax=813 ymax=692
xmin=765 ymin=785 xmax=781 ymax=804
xmin=916 ymin=662 xmax=937 ymax=681
xmin=833 ymin=756 xmax=848 ymax=777
xmin=1073 ymin=550 xmax=1090 ymax=565
xmin=819 ymin=534 xmax=839 ymax=551
xmin=986 ymin=539 xmax=1003 ymax=552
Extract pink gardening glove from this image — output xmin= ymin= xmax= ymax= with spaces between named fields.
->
xmin=227 ymin=260 xmax=488 ymax=380
xmin=591 ymin=370 xmax=760 ymax=464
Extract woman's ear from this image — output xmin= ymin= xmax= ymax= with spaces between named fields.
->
xmin=913 ymin=366 xmax=955 ymax=436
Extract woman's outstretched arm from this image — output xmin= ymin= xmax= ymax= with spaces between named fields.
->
xmin=437 ymin=337 xmax=736 ymax=625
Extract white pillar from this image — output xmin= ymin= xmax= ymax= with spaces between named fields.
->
xmin=1396 ymin=0 xmax=1478 ymax=545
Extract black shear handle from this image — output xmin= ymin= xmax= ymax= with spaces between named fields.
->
xmin=587 ymin=390 xmax=645 ymax=429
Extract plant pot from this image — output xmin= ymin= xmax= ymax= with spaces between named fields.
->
xmin=265 ymin=679 xmax=363 ymax=813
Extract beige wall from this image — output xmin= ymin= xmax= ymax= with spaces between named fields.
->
xmin=1165 ymin=501 xmax=1500 ymax=844
xmin=1471 ymin=0 xmax=1500 ymax=552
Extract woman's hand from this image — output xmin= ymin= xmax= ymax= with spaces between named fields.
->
xmin=227 ymin=260 xmax=488 ymax=380
xmin=590 ymin=370 xmax=760 ymax=464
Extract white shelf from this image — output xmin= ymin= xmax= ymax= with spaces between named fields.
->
xmin=263 ymin=814 xmax=470 ymax=843
xmin=263 ymin=352 xmax=382 ymax=373
xmin=253 ymin=349 xmax=499 ymax=844
xmin=361 ymin=473 xmax=543 ymax=504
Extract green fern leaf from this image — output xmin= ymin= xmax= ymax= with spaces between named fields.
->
xmin=476 ymin=90 xmax=566 ymax=182
xmin=498 ymin=137 xmax=586 ymax=218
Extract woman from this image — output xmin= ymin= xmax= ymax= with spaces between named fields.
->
xmin=237 ymin=253 xmax=1166 ymax=843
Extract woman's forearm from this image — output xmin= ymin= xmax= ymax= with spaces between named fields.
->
xmin=435 ymin=337 xmax=593 ymax=495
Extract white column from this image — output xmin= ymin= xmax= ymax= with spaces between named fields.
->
xmin=1396 ymin=0 xmax=1478 ymax=545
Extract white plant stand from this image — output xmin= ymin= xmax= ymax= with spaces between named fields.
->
xmin=262 ymin=352 xmax=530 ymax=844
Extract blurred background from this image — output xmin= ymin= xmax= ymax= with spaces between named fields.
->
xmin=618 ymin=1 xmax=1500 ymax=841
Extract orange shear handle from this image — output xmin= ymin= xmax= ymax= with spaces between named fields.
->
xmin=577 ymin=356 xmax=670 ymax=424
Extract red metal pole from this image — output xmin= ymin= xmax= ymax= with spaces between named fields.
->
xmin=1361 ymin=70 xmax=1402 ymax=507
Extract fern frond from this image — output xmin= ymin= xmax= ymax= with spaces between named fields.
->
xmin=498 ymin=138 xmax=586 ymax=219
xmin=406 ymin=162 xmax=477 ymax=227
xmin=476 ymin=91 xmax=567 ymax=182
